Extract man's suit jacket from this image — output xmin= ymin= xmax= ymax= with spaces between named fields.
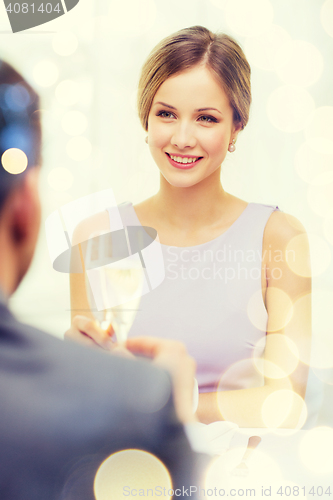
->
xmin=0 ymin=302 xmax=199 ymax=499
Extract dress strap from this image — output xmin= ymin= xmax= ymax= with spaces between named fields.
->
xmin=106 ymin=202 xmax=138 ymax=230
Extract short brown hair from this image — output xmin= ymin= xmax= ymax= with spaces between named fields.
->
xmin=138 ymin=25 xmax=251 ymax=131
xmin=0 ymin=60 xmax=41 ymax=212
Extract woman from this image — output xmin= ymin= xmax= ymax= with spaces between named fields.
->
xmin=67 ymin=26 xmax=311 ymax=427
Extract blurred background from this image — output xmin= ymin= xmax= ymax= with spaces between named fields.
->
xmin=0 ymin=0 xmax=332 ymax=424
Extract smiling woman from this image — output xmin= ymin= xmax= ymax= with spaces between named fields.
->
xmin=147 ymin=65 xmax=240 ymax=188
xmin=68 ymin=26 xmax=312 ymax=429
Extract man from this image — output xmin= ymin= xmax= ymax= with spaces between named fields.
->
xmin=0 ymin=60 xmax=205 ymax=499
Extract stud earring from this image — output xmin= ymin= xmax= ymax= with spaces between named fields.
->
xmin=228 ymin=138 xmax=236 ymax=153
xmin=145 ymin=136 xmax=148 ymax=144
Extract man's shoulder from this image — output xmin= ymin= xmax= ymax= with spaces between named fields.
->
xmin=0 ymin=305 xmax=198 ymax=500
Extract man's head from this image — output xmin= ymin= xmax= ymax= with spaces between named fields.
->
xmin=0 ymin=60 xmax=42 ymax=296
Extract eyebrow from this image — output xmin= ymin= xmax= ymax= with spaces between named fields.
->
xmin=154 ymin=102 xmax=177 ymax=110
xmin=154 ymin=102 xmax=222 ymax=115
xmin=196 ymin=107 xmax=222 ymax=115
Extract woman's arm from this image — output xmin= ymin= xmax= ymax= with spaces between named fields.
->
xmin=66 ymin=211 xmax=114 ymax=348
xmin=196 ymin=211 xmax=312 ymax=427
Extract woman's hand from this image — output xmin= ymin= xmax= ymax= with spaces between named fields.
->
xmin=65 ymin=315 xmax=135 ymax=358
xmin=65 ymin=315 xmax=114 ymax=349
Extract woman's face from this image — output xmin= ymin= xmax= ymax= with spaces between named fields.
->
xmin=147 ymin=64 xmax=240 ymax=189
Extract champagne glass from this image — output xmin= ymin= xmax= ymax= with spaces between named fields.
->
xmin=84 ymin=231 xmax=144 ymax=346
xmin=83 ymin=229 xmax=199 ymax=416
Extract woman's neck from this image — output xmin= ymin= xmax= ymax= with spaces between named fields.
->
xmin=151 ymin=169 xmax=231 ymax=232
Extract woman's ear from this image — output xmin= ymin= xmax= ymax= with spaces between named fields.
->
xmin=233 ymin=120 xmax=243 ymax=136
xmin=231 ymin=121 xmax=243 ymax=145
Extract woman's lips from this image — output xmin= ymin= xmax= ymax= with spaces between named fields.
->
xmin=166 ymin=153 xmax=203 ymax=170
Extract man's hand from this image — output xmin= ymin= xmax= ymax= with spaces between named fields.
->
xmin=126 ymin=337 xmax=197 ymax=424
xmin=65 ymin=321 xmax=197 ymax=422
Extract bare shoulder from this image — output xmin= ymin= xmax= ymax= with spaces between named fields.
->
xmin=72 ymin=211 xmax=110 ymax=245
xmin=264 ymin=210 xmax=308 ymax=250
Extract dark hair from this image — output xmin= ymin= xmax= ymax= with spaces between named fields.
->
xmin=138 ymin=26 xmax=251 ymax=131
xmin=0 ymin=60 xmax=41 ymax=212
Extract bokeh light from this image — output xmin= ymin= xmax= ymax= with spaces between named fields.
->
xmin=48 ymin=192 xmax=73 ymax=214
xmin=284 ymin=293 xmax=312 ymax=366
xmin=307 ymin=182 xmax=333 ymax=217
xmin=267 ymin=86 xmax=315 ymax=133
xmin=204 ymin=453 xmax=231 ymax=490
xmin=304 ymin=106 xmax=333 ymax=147
xmin=321 ymin=0 xmax=333 ymax=38
xmin=255 ymin=359 xmax=287 ymax=380
xmin=310 ymin=290 xmax=333 ymax=370
xmin=108 ymin=0 xmax=157 ymax=37
xmin=216 ymin=358 xmax=290 ymax=424
xmin=275 ymin=40 xmax=323 ymax=87
xmin=262 ymin=390 xmax=307 ymax=429
xmin=52 ymin=31 xmax=78 ymax=56
xmin=33 ymin=60 xmax=59 ymax=88
xmin=66 ymin=136 xmax=92 ymax=161
xmin=94 ymin=450 xmax=172 ymax=500
xmin=244 ymin=449 xmax=283 ymax=485
xmin=265 ymin=287 xmax=293 ymax=332
xmin=286 ymin=233 xmax=331 ymax=277
xmin=47 ymin=167 xmax=74 ymax=192
xmin=294 ymin=141 xmax=333 ymax=185
xmin=1 ymin=148 xmax=28 ymax=174
xmin=205 ymin=447 xmax=283 ymax=490
xmin=218 ymin=358 xmax=267 ymax=392
xmin=61 ymin=111 xmax=88 ymax=136
xmin=313 ymin=366 xmax=333 ymax=386
xmin=308 ymin=234 xmax=332 ymax=276
xmin=253 ymin=334 xmax=299 ymax=379
xmin=225 ymin=0 xmax=274 ymax=37
xmin=299 ymin=426 xmax=333 ymax=474
xmin=247 ymin=289 xmax=267 ymax=332
xmin=285 ymin=234 xmax=310 ymax=277
xmin=244 ymin=25 xmax=291 ymax=71
xmin=75 ymin=16 xmax=110 ymax=44
xmin=323 ymin=209 xmax=333 ymax=245
xmin=55 ymin=80 xmax=80 ymax=107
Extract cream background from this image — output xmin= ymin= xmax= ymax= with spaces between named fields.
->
xmin=0 ymin=0 xmax=332 ymax=423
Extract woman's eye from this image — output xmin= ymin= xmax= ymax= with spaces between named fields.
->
xmin=157 ymin=111 xmax=175 ymax=119
xmin=198 ymin=115 xmax=218 ymax=123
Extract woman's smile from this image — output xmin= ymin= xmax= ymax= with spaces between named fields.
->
xmin=166 ymin=152 xmax=203 ymax=169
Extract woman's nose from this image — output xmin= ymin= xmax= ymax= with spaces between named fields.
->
xmin=171 ymin=122 xmax=197 ymax=149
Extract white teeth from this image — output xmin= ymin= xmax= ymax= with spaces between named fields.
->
xmin=169 ymin=154 xmax=200 ymax=164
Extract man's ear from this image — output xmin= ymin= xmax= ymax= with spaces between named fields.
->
xmin=9 ymin=168 xmax=40 ymax=245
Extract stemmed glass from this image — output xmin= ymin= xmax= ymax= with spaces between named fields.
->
xmin=84 ymin=230 xmax=144 ymax=346
xmin=82 ymin=227 xmax=199 ymax=414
